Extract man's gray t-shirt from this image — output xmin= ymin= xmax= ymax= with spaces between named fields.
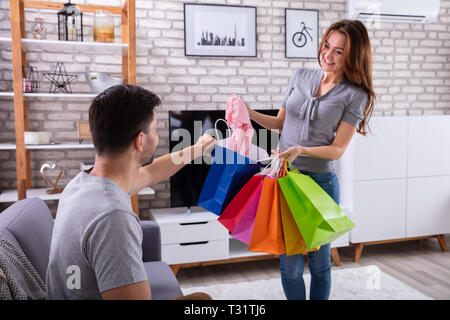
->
xmin=279 ymin=68 xmax=367 ymax=173
xmin=46 ymin=171 xmax=148 ymax=300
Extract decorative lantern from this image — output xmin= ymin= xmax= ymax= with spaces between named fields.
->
xmin=57 ymin=1 xmax=83 ymax=42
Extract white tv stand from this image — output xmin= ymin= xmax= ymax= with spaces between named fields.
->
xmin=149 ymin=206 xmax=344 ymax=274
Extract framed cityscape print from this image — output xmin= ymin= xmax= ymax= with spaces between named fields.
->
xmin=285 ymin=8 xmax=319 ymax=59
xmin=184 ymin=4 xmax=257 ymax=57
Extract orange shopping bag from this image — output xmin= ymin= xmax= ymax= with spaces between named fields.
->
xmin=248 ymin=176 xmax=286 ymax=255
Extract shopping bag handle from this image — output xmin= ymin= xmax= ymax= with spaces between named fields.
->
xmin=260 ymin=155 xmax=283 ymax=177
xmin=215 ymin=118 xmax=233 ymax=140
xmin=277 ymin=158 xmax=287 ymax=178
xmin=283 ymin=158 xmax=300 ymax=174
xmin=260 ymin=157 xmax=300 ymax=178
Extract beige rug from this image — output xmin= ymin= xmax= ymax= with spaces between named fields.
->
xmin=181 ymin=265 xmax=433 ymax=300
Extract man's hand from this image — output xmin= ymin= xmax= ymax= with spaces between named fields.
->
xmin=194 ymin=133 xmax=216 ymax=156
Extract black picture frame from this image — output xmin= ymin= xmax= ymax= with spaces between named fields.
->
xmin=285 ymin=8 xmax=319 ymax=59
xmin=184 ymin=3 xmax=257 ymax=58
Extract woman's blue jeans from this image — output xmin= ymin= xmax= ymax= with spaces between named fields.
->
xmin=279 ymin=171 xmax=340 ymax=300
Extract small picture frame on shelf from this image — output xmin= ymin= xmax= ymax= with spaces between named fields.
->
xmin=184 ymin=4 xmax=257 ymax=57
xmin=78 ymin=122 xmax=92 ymax=144
xmin=285 ymin=8 xmax=319 ymax=59
xmin=32 ymin=17 xmax=46 ymax=40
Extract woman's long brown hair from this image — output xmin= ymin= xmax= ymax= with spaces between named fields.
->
xmin=318 ymin=19 xmax=376 ymax=136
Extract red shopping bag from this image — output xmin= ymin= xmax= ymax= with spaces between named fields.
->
xmin=218 ymin=175 xmax=264 ymax=233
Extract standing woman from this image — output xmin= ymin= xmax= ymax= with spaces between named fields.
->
xmin=245 ymin=19 xmax=376 ymax=300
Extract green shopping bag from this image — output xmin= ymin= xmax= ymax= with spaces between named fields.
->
xmin=277 ymin=159 xmax=355 ymax=249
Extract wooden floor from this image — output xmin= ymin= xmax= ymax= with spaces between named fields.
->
xmin=175 ymin=236 xmax=450 ymax=300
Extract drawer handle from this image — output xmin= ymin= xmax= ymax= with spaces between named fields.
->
xmin=179 ymin=241 xmax=209 ymax=246
xmin=179 ymin=221 xmax=208 ymax=226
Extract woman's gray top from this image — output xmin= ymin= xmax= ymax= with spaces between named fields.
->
xmin=279 ymin=68 xmax=368 ymax=173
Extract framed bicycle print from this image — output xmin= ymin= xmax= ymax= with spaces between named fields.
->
xmin=285 ymin=8 xmax=319 ymax=59
xmin=184 ymin=3 xmax=257 ymax=57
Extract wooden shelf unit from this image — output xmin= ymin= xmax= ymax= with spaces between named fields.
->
xmin=7 ymin=0 xmax=143 ymax=213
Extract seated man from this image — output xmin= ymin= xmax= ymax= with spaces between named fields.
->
xmin=46 ymin=84 xmax=215 ymax=300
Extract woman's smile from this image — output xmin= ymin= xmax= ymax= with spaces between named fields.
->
xmin=323 ymin=58 xmax=335 ymax=66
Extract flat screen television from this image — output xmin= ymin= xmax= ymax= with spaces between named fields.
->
xmin=169 ymin=109 xmax=279 ymax=208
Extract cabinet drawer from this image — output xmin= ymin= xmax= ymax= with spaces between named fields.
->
xmin=161 ymin=239 xmax=229 ymax=265
xmin=160 ymin=220 xmax=228 ymax=244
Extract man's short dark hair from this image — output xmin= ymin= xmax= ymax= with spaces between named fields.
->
xmin=89 ymin=84 xmax=161 ymax=155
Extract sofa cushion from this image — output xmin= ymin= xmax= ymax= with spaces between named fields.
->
xmin=0 ymin=198 xmax=54 ymax=282
xmin=144 ymin=261 xmax=182 ymax=300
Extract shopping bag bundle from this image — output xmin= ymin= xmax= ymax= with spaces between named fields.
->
xmin=213 ymin=155 xmax=355 ymax=255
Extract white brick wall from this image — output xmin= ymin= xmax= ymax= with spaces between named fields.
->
xmin=1 ymin=0 xmax=450 ymax=215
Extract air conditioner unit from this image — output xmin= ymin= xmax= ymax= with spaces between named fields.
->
xmin=346 ymin=0 xmax=440 ymax=24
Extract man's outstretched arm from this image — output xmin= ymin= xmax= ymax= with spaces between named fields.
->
xmin=130 ymin=134 xmax=215 ymax=195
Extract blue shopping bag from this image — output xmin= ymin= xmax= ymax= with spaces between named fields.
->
xmin=198 ymin=145 xmax=262 ymax=215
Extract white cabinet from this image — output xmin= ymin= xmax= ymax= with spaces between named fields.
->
xmin=345 ymin=115 xmax=450 ymax=247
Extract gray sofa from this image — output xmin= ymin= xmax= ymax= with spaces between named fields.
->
xmin=0 ymin=197 xmax=182 ymax=300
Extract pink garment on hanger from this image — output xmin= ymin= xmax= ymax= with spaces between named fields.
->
xmin=225 ymin=94 xmax=254 ymax=158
